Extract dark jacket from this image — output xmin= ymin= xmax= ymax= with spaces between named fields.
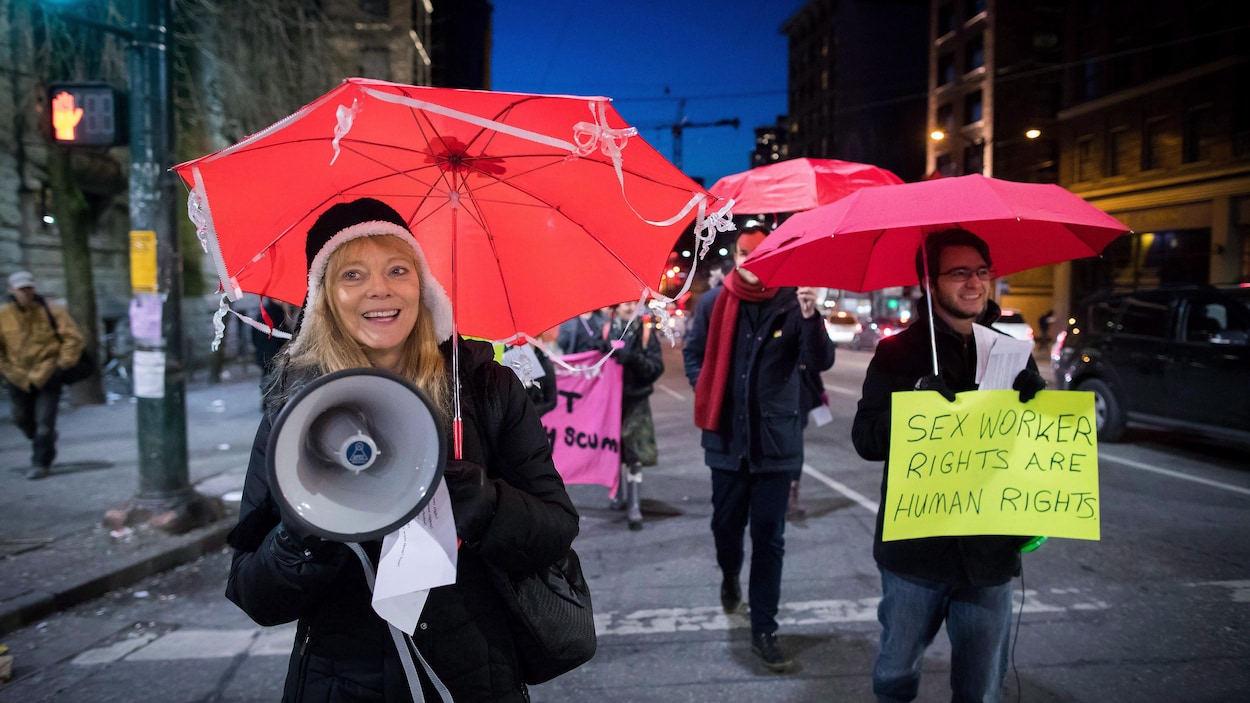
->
xmin=525 ymin=344 xmax=559 ymax=416
xmin=682 ymin=285 xmax=836 ymax=473
xmin=556 ymin=310 xmax=609 ymax=355
xmin=611 ymin=315 xmax=664 ymax=401
xmin=225 ymin=339 xmax=579 ymax=702
xmin=851 ymin=300 xmax=1034 ymax=587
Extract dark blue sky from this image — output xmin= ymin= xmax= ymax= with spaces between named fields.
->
xmin=490 ymin=0 xmax=809 ymax=187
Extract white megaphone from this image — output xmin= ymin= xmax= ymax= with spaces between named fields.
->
xmin=266 ymin=368 xmax=446 ymax=542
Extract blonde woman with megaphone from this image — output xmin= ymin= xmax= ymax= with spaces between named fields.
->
xmin=225 ymin=198 xmax=580 ymax=702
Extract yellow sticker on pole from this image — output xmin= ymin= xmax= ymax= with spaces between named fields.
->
xmin=884 ymin=390 xmax=1100 ymax=542
xmin=130 ymin=230 xmax=158 ymax=293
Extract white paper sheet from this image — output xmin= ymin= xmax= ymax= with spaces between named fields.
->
xmin=973 ymin=323 xmax=1034 ymax=390
xmin=370 ymin=481 xmax=458 ymax=633
xmin=808 ymin=403 xmax=833 ymax=427
xmin=132 ymin=350 xmax=166 ymax=399
xmin=502 ymin=343 xmax=545 ymax=386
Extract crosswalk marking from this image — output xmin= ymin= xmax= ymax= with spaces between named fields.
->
xmin=70 ymin=587 xmax=1112 ymax=664
xmin=72 ymin=625 xmax=295 ymax=666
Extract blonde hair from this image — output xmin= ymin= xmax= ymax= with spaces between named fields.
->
xmin=283 ymin=235 xmax=451 ymax=419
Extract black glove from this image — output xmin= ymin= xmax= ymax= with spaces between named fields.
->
xmin=1012 ymin=368 xmax=1047 ymax=403
xmin=274 ymin=518 xmax=339 ymax=559
xmin=443 ymin=459 xmax=499 ymax=543
xmin=914 ymin=374 xmax=956 ymax=402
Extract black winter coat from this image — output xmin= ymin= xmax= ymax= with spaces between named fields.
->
xmin=225 ymin=339 xmax=579 ymax=702
xmin=611 ymin=316 xmax=664 ymax=401
xmin=851 ymin=301 xmax=1034 ymax=587
xmin=682 ymin=285 xmax=836 ymax=473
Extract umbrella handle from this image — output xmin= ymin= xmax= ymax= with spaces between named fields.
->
xmin=922 ymin=237 xmax=939 ymax=377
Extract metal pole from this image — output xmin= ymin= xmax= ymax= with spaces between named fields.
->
xmin=128 ymin=0 xmax=192 ymax=510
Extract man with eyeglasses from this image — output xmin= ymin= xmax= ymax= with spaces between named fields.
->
xmin=851 ymin=228 xmax=1047 ymax=702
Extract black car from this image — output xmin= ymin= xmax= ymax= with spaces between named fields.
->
xmin=850 ymin=316 xmax=909 ymax=351
xmin=1053 ymin=286 xmax=1250 ymax=443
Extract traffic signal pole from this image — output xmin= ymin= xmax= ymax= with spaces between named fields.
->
xmin=45 ymin=0 xmax=212 ymax=532
xmin=125 ymin=0 xmax=208 ymax=527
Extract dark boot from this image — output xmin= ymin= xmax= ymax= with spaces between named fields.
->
xmin=751 ymin=632 xmax=794 ymax=673
xmin=626 ymin=464 xmax=643 ymax=530
xmin=720 ymin=571 xmax=742 ymax=612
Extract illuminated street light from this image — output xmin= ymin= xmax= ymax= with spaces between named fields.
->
xmin=930 ymin=130 xmax=946 ymax=141
xmin=1025 ymin=128 xmax=1042 ymax=139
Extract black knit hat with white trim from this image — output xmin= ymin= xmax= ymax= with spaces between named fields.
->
xmin=296 ymin=197 xmax=454 ymax=344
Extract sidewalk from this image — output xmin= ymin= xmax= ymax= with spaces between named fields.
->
xmin=0 ymin=371 xmax=265 ymax=636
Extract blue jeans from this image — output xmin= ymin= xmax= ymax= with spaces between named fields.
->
xmin=710 ymin=465 xmax=791 ymax=635
xmin=873 ymin=567 xmax=1013 ymax=703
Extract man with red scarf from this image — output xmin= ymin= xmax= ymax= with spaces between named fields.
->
xmin=683 ymin=225 xmax=835 ymax=672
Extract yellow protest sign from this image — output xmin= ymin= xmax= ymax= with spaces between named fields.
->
xmin=884 ymin=390 xmax=1100 ymax=542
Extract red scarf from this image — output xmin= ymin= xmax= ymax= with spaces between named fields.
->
xmin=693 ymin=271 xmax=777 ymax=430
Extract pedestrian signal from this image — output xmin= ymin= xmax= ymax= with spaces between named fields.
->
xmin=48 ymin=82 xmax=124 ymax=146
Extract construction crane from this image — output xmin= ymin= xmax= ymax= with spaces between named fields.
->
xmin=656 ymin=98 xmax=740 ymax=172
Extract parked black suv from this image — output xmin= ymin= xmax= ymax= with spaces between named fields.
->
xmin=1052 ymin=286 xmax=1250 ymax=443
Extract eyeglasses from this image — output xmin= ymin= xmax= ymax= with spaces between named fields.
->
xmin=938 ymin=266 xmax=995 ymax=282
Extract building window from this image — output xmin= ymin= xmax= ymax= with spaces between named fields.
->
xmin=1235 ymin=73 xmax=1250 ymax=157
xmin=360 ymin=48 xmax=390 ymax=81
xmin=1183 ymin=105 xmax=1215 ymax=163
xmin=937 ymin=3 xmax=955 ymax=36
xmin=1108 ymin=127 xmax=1132 ymax=177
xmin=965 ymin=34 xmax=984 ymax=71
xmin=359 ymin=0 xmax=388 ymax=18
xmin=936 ymin=103 xmax=954 ymax=134
xmin=937 ymin=53 xmax=955 ymax=85
xmin=1076 ymin=135 xmax=1096 ymax=181
xmin=966 ymin=0 xmax=986 ymax=19
xmin=1081 ymin=59 xmax=1099 ymax=101
xmin=936 ymin=152 xmax=955 ymax=177
xmin=1142 ymin=117 xmax=1167 ymax=170
xmin=964 ymin=90 xmax=982 ymax=124
xmin=964 ymin=141 xmax=984 ymax=175
xmin=1147 ymin=22 xmax=1174 ymax=76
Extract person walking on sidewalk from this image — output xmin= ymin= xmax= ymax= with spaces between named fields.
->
xmin=851 ymin=228 xmax=1047 ymax=703
xmin=604 ymin=299 xmax=664 ymax=530
xmin=682 ymin=225 xmax=835 ymax=673
xmin=0 ymin=271 xmax=84 ymax=480
xmin=225 ymin=198 xmax=579 ymax=702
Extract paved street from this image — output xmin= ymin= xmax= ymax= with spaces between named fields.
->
xmin=2 ymin=344 xmax=1249 ymax=701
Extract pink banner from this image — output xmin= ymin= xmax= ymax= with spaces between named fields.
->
xmin=542 ymin=350 xmax=622 ymax=494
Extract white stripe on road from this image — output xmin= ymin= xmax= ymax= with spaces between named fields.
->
xmin=73 ymin=625 xmax=296 ymax=665
xmin=826 ymin=384 xmax=860 ymax=397
xmin=653 ymin=381 xmax=686 ymax=400
xmin=802 ymin=463 xmax=879 ymax=514
xmin=70 ymin=632 xmax=161 ymax=665
xmin=71 ymin=588 xmax=1115 ymax=662
xmin=1100 ymin=453 xmax=1250 ymax=498
xmin=595 ymin=599 xmax=879 ymax=636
